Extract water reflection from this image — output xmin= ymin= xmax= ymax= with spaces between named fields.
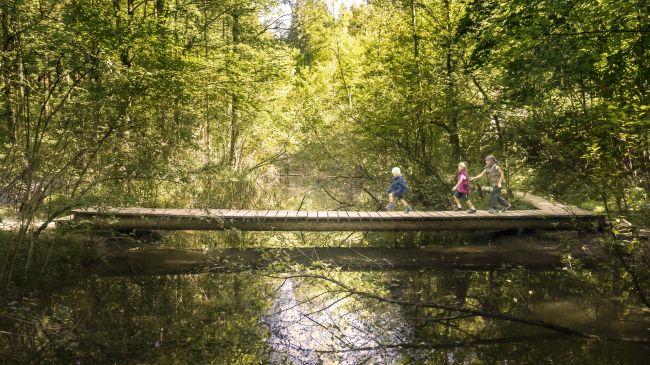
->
xmin=264 ymin=278 xmax=412 ymax=364
xmin=2 ymin=266 xmax=649 ymax=364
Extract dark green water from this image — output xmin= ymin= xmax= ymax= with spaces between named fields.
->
xmin=2 ymin=232 xmax=649 ymax=364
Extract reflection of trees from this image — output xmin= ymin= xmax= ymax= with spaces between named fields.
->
xmin=262 ymin=270 xmax=650 ymax=363
xmin=263 ymin=277 xmax=412 ymax=364
xmin=1 ymin=273 xmax=276 ymax=363
xmin=2 ymin=261 xmax=649 ymax=364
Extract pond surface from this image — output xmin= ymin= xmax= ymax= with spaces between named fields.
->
xmin=2 ymin=232 xmax=649 ymax=364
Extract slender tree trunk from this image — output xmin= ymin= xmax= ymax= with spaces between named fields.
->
xmin=125 ymin=0 xmax=134 ymax=66
xmin=114 ymin=0 xmax=134 ymax=67
xmin=203 ymin=5 xmax=211 ymax=162
xmin=1 ymin=5 xmax=16 ymax=142
xmin=471 ymin=76 xmax=505 ymax=152
xmin=635 ymin=0 xmax=649 ymax=199
xmin=155 ymin=0 xmax=165 ymax=17
xmin=410 ymin=0 xmax=419 ymax=60
xmin=228 ymin=12 xmax=240 ymax=167
xmin=444 ymin=0 xmax=461 ymax=163
xmin=408 ymin=1 xmax=427 ymax=157
xmin=334 ymin=41 xmax=352 ymax=107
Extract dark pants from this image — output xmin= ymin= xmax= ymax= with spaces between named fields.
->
xmin=490 ymin=186 xmax=509 ymax=210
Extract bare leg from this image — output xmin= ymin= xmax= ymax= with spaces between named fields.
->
xmin=452 ymin=196 xmax=462 ymax=208
xmin=399 ymin=199 xmax=413 ymax=212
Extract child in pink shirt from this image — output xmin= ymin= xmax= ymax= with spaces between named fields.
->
xmin=452 ymin=162 xmax=477 ymax=214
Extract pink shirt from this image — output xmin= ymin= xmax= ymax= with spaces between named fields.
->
xmin=457 ymin=170 xmax=470 ymax=193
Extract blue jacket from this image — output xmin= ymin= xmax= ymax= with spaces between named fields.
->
xmin=387 ymin=175 xmax=410 ymax=196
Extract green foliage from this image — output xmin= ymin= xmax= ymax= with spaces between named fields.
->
xmin=1 ymin=0 xmax=648 ymax=279
xmin=0 ymin=0 xmax=294 ymax=276
xmin=457 ymin=0 xmax=649 ymax=212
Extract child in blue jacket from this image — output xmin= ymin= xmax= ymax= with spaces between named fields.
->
xmin=386 ymin=167 xmax=413 ymax=213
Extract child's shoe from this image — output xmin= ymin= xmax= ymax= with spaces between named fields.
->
xmin=467 ymin=208 xmax=476 ymax=214
xmin=488 ymin=208 xmax=498 ymax=214
xmin=404 ymin=206 xmax=413 ymax=213
xmin=385 ymin=203 xmax=395 ymax=210
xmin=500 ymin=204 xmax=512 ymax=212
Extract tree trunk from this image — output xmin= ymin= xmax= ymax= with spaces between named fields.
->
xmin=1 ymin=5 xmax=16 ymax=142
xmin=228 ymin=12 xmax=240 ymax=167
xmin=444 ymin=0 xmax=461 ymax=163
xmin=203 ymin=5 xmax=211 ymax=162
xmin=114 ymin=0 xmax=134 ymax=67
xmin=155 ymin=0 xmax=165 ymax=17
xmin=410 ymin=0 xmax=419 ymax=60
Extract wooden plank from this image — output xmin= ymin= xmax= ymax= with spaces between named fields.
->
xmin=257 ymin=210 xmax=271 ymax=220
xmin=206 ymin=209 xmax=226 ymax=217
xmin=276 ymin=210 xmax=289 ymax=219
xmin=366 ymin=212 xmax=383 ymax=221
xmin=329 ymin=211 xmax=343 ymax=221
xmin=348 ymin=211 xmax=361 ymax=219
xmin=358 ymin=211 xmax=372 ymax=219
xmin=436 ymin=211 xmax=457 ymax=217
xmin=161 ymin=208 xmax=180 ymax=217
xmin=228 ymin=210 xmax=249 ymax=218
xmin=317 ymin=211 xmax=329 ymax=221
xmin=72 ymin=200 xmax=603 ymax=232
xmin=391 ymin=211 xmax=413 ymax=219
xmin=285 ymin=210 xmax=300 ymax=219
xmin=516 ymin=210 xmax=541 ymax=217
xmin=203 ymin=209 xmax=229 ymax=218
xmin=376 ymin=212 xmax=394 ymax=220
xmin=419 ymin=211 xmax=443 ymax=218
xmin=222 ymin=209 xmax=244 ymax=218
xmin=406 ymin=211 xmax=434 ymax=219
xmin=242 ymin=210 xmax=257 ymax=219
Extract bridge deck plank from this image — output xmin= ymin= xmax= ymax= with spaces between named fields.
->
xmin=357 ymin=211 xmax=371 ymax=219
xmin=227 ymin=210 xmax=248 ymax=218
xmin=276 ymin=211 xmax=289 ymax=219
xmin=70 ymin=205 xmax=603 ymax=232
xmin=285 ymin=210 xmax=299 ymax=219
xmin=366 ymin=212 xmax=383 ymax=220
xmin=348 ymin=211 xmax=361 ymax=219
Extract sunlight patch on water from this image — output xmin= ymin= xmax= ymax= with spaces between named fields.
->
xmin=263 ymin=278 xmax=411 ymax=364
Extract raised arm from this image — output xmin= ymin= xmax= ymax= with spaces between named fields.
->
xmin=470 ymin=169 xmax=485 ymax=181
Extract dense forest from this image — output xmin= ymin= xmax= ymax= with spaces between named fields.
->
xmin=1 ymin=1 xmax=649 ymax=363
xmin=0 ymin=0 xmax=648 ymax=276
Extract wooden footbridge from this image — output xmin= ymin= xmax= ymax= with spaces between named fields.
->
xmin=68 ymin=192 xmax=604 ymax=232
